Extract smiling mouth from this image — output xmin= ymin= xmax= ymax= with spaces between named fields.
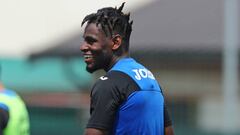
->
xmin=84 ymin=55 xmax=92 ymax=59
xmin=83 ymin=54 xmax=93 ymax=62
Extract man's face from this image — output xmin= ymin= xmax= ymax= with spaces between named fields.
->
xmin=80 ymin=23 xmax=113 ymax=73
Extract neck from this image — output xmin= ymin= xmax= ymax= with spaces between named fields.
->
xmin=105 ymin=53 xmax=129 ymax=72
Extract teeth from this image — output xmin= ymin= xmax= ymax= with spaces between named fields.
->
xmin=84 ymin=55 xmax=92 ymax=59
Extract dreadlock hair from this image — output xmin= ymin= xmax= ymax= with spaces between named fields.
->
xmin=81 ymin=2 xmax=133 ymax=53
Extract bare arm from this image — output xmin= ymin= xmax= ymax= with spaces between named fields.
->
xmin=165 ymin=126 xmax=174 ymax=135
xmin=84 ymin=128 xmax=106 ymax=135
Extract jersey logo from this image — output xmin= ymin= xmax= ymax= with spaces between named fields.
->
xmin=132 ymin=68 xmax=155 ymax=80
xmin=100 ymin=76 xmax=108 ymax=80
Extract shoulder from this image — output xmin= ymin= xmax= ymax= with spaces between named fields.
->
xmin=91 ymin=71 xmax=140 ymax=100
xmin=93 ymin=71 xmax=139 ymax=91
xmin=98 ymin=71 xmax=131 ymax=82
xmin=91 ymin=71 xmax=126 ymax=94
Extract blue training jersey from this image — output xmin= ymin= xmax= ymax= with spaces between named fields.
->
xmin=111 ymin=58 xmax=164 ymax=135
xmin=86 ymin=58 xmax=165 ymax=135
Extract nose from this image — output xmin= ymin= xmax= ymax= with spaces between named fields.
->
xmin=80 ymin=42 xmax=89 ymax=52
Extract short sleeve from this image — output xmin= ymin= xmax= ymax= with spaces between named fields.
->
xmin=86 ymin=78 xmax=122 ymax=132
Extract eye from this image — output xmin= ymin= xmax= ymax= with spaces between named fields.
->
xmin=85 ymin=36 xmax=97 ymax=45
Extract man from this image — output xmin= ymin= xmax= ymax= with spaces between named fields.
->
xmin=80 ymin=3 xmax=174 ymax=135
xmin=0 ymin=66 xmax=30 ymax=135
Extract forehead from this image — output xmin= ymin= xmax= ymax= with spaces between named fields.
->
xmin=84 ymin=23 xmax=104 ymax=36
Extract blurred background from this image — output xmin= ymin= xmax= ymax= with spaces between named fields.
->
xmin=0 ymin=0 xmax=239 ymax=135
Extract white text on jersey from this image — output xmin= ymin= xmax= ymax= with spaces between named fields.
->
xmin=132 ymin=69 xmax=155 ymax=80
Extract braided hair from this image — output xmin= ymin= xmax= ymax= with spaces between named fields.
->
xmin=81 ymin=2 xmax=133 ymax=51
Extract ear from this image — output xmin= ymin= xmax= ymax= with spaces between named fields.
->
xmin=111 ymin=34 xmax=122 ymax=50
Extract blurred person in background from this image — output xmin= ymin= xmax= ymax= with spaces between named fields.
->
xmin=0 ymin=65 xmax=30 ymax=135
xmin=80 ymin=2 xmax=174 ymax=135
